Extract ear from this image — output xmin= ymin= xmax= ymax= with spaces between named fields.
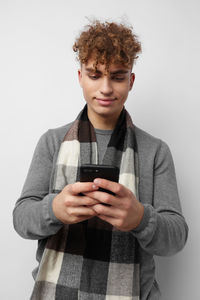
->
xmin=78 ymin=69 xmax=83 ymax=87
xmin=129 ymin=73 xmax=135 ymax=91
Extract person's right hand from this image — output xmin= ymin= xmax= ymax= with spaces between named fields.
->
xmin=52 ymin=182 xmax=99 ymax=224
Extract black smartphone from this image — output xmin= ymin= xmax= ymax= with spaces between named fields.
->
xmin=80 ymin=164 xmax=119 ymax=195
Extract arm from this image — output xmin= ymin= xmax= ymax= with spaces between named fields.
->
xmin=131 ymin=140 xmax=188 ymax=256
xmin=13 ymin=130 xmax=63 ymax=240
xmin=84 ymin=141 xmax=188 ymax=256
xmin=13 ymin=130 xmax=99 ymax=240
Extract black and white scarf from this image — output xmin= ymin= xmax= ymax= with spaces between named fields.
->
xmin=31 ymin=105 xmax=140 ymax=300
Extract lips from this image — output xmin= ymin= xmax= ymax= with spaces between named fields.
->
xmin=95 ymin=98 xmax=116 ymax=106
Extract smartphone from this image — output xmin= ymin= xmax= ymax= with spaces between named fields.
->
xmin=80 ymin=164 xmax=119 ymax=195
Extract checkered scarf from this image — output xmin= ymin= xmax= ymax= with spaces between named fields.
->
xmin=31 ymin=105 xmax=140 ymax=300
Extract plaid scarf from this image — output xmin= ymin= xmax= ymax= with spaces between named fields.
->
xmin=31 ymin=105 xmax=140 ymax=300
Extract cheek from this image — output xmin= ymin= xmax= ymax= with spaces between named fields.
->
xmin=83 ymin=81 xmax=98 ymax=95
xmin=117 ymin=85 xmax=130 ymax=99
xmin=81 ymin=83 xmax=94 ymax=100
xmin=82 ymin=88 xmax=90 ymax=101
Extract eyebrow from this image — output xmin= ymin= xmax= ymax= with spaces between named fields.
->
xmin=85 ymin=68 xmax=128 ymax=75
xmin=85 ymin=68 xmax=101 ymax=74
xmin=110 ymin=70 xmax=129 ymax=75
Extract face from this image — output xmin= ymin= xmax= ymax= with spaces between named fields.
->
xmin=78 ymin=59 xmax=135 ymax=129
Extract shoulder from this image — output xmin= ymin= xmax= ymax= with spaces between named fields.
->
xmin=135 ymin=126 xmax=161 ymax=148
xmin=135 ymin=125 xmax=161 ymax=152
xmin=134 ymin=125 xmax=172 ymax=165
xmin=36 ymin=122 xmax=73 ymax=157
xmin=47 ymin=122 xmax=73 ymax=142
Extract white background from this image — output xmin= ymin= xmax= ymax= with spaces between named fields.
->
xmin=0 ymin=0 xmax=199 ymax=299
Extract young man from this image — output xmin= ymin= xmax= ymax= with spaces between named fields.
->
xmin=13 ymin=21 xmax=188 ymax=299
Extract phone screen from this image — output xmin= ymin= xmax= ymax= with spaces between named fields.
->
xmin=80 ymin=164 xmax=119 ymax=195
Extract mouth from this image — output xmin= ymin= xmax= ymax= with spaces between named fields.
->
xmin=95 ymin=98 xmax=116 ymax=106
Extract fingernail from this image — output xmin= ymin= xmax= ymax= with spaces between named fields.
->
xmin=94 ymin=178 xmax=100 ymax=185
xmin=92 ymin=184 xmax=98 ymax=189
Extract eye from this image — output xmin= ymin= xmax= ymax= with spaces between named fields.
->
xmin=88 ymin=75 xmax=99 ymax=80
xmin=112 ymin=77 xmax=125 ymax=81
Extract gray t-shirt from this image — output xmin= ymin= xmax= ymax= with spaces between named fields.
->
xmin=94 ymin=128 xmax=113 ymax=163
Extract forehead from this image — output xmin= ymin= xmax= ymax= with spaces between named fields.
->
xmin=82 ymin=59 xmax=131 ymax=74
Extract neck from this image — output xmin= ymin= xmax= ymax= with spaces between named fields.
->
xmin=87 ymin=108 xmax=121 ymax=130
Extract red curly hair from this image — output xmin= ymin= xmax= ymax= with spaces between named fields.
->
xmin=73 ymin=20 xmax=141 ymax=71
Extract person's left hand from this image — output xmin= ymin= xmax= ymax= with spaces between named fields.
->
xmin=84 ymin=178 xmax=144 ymax=231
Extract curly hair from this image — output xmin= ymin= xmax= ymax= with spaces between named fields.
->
xmin=73 ymin=20 xmax=141 ymax=71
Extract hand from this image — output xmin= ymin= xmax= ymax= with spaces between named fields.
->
xmin=52 ymin=182 xmax=99 ymax=224
xmin=84 ymin=178 xmax=144 ymax=231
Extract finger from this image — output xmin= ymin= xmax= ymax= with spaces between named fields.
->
xmin=64 ymin=212 xmax=97 ymax=225
xmin=93 ymin=178 xmax=125 ymax=197
xmin=97 ymin=214 xmax=117 ymax=227
xmin=97 ymin=215 xmax=126 ymax=231
xmin=84 ymin=191 xmax=119 ymax=207
xmin=67 ymin=206 xmax=97 ymax=217
xmin=65 ymin=195 xmax=99 ymax=207
xmin=92 ymin=203 xmax=121 ymax=218
xmin=65 ymin=181 xmax=99 ymax=195
xmin=76 ymin=215 xmax=97 ymax=223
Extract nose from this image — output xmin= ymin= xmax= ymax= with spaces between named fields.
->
xmin=100 ymin=77 xmax=113 ymax=95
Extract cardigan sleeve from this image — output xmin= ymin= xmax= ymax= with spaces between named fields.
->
xmin=13 ymin=131 xmax=63 ymax=240
xmin=131 ymin=140 xmax=188 ymax=256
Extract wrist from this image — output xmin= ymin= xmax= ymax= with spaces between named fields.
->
xmin=134 ymin=203 xmax=144 ymax=230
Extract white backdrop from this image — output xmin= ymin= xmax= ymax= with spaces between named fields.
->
xmin=0 ymin=0 xmax=199 ymax=299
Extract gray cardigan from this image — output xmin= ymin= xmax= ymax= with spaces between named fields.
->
xmin=13 ymin=123 xmax=188 ymax=300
